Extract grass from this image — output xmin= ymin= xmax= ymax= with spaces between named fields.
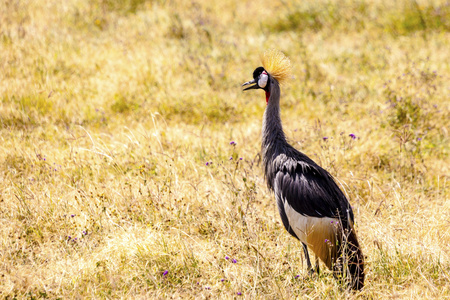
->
xmin=1 ymin=0 xmax=449 ymax=298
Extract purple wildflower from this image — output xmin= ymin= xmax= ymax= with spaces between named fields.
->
xmin=71 ymin=214 xmax=75 ymax=217
xmin=225 ymin=256 xmax=229 ymax=260
xmin=239 ymin=157 xmax=243 ymax=160
xmin=205 ymin=287 xmax=211 ymax=290
xmin=206 ymin=162 xmax=209 ymax=166
xmin=237 ymin=292 xmax=242 ymax=296
xmin=163 ymin=270 xmax=168 ymax=276
xmin=232 ymin=259 xmax=237 ymax=263
xmin=323 ymin=137 xmax=328 ymax=141
xmin=229 ymin=156 xmax=233 ymax=160
xmin=230 ymin=141 xmax=236 ymax=145
xmin=325 ymin=239 xmax=329 ymax=243
xmin=417 ymin=137 xmax=422 ymax=141
xmin=349 ymin=133 xmax=356 ymax=140
xmin=221 ymin=278 xmax=225 ymax=282
xmin=295 ymin=275 xmax=300 ymax=279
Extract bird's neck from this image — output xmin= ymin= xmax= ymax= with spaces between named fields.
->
xmin=262 ymin=81 xmax=288 ymax=164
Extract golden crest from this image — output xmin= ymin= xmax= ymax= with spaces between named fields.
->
xmin=261 ymin=49 xmax=291 ymax=84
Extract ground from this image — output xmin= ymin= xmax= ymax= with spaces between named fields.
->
xmin=0 ymin=0 xmax=449 ymax=298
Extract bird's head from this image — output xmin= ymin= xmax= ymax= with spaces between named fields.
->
xmin=242 ymin=66 xmax=270 ymax=92
xmin=242 ymin=49 xmax=291 ymax=103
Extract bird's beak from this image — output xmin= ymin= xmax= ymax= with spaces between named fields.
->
xmin=242 ymin=79 xmax=258 ymax=91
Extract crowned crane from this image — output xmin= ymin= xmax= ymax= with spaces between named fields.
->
xmin=242 ymin=50 xmax=364 ymax=290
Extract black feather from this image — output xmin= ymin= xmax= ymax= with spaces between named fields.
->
xmin=271 ymin=152 xmax=354 ymax=227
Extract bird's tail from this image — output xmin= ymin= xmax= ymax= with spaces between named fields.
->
xmin=334 ymin=227 xmax=365 ymax=290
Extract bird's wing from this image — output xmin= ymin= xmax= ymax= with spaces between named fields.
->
xmin=273 ymin=158 xmax=354 ymax=225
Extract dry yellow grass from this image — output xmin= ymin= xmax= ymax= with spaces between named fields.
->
xmin=1 ymin=0 xmax=449 ymax=298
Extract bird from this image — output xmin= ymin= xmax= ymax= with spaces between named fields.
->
xmin=242 ymin=50 xmax=365 ymax=290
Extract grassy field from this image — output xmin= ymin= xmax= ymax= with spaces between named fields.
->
xmin=1 ymin=0 xmax=449 ymax=298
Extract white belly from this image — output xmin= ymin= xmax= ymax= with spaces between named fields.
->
xmin=283 ymin=200 xmax=338 ymax=247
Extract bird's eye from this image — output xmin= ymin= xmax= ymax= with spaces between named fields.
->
xmin=258 ymin=73 xmax=268 ymax=88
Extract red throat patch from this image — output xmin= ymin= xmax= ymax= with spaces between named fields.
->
xmin=265 ymin=91 xmax=270 ymax=104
